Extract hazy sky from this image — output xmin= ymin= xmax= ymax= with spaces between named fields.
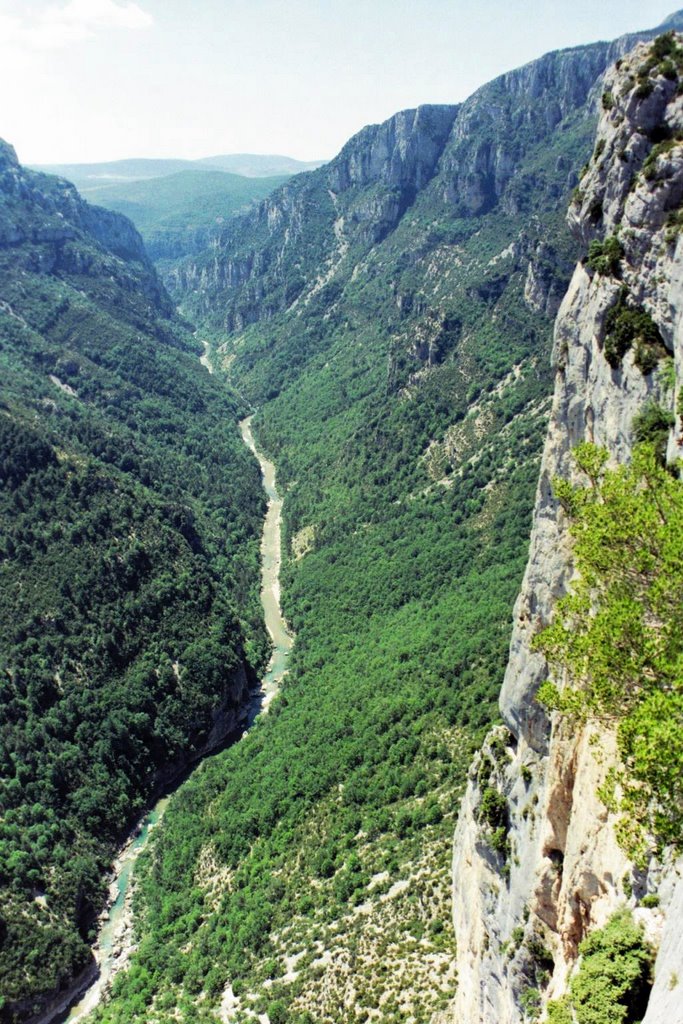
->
xmin=0 ymin=0 xmax=677 ymax=165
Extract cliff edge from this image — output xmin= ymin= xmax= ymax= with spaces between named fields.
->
xmin=449 ymin=34 xmax=683 ymax=1024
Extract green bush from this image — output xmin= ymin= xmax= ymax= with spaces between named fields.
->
xmin=653 ymin=31 xmax=677 ymax=60
xmin=571 ymin=910 xmax=654 ymax=1024
xmin=536 ymin=444 xmax=683 ymax=860
xmin=490 ymin=826 xmax=510 ymax=856
xmin=587 ymin=235 xmax=623 ymax=276
xmin=642 ymin=139 xmax=679 ymax=182
xmin=546 ymin=997 xmax=572 ymax=1024
xmin=267 ymin=1000 xmax=290 ymax=1024
xmin=603 ymin=289 xmax=665 ymax=370
xmin=632 ymin=402 xmax=674 ymax=463
xmin=520 ymin=986 xmax=541 ymax=1020
xmin=478 ymin=787 xmax=510 ymax=858
xmin=545 ymin=911 xmax=653 ymax=1024
xmin=511 ymin=925 xmax=525 ymax=946
xmin=659 ymin=59 xmax=678 ymax=81
xmin=479 ymin=787 xmax=508 ymax=830
xmin=665 ymin=208 xmax=683 ymax=242
xmin=635 ymin=80 xmax=654 ymax=100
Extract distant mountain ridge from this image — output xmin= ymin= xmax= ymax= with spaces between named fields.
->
xmin=67 ymin=168 xmax=291 ymax=263
xmin=31 ymin=153 xmax=326 ymax=189
xmin=28 ymin=155 xmax=322 ymax=264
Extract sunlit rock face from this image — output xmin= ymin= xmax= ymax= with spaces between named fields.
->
xmin=450 ymin=35 xmax=683 ymax=1024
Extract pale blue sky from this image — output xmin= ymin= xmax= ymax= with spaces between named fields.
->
xmin=0 ymin=0 xmax=677 ymax=165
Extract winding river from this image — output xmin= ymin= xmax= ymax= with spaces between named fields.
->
xmin=64 ymin=403 xmax=292 ymax=1022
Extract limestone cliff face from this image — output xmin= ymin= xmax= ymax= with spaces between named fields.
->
xmin=0 ymin=141 xmax=148 ymax=261
xmin=0 ymin=138 xmax=169 ymax=311
xmin=437 ymin=44 xmax=611 ymax=217
xmin=450 ymin=38 xmax=683 ymax=1024
xmin=168 ymin=104 xmax=458 ymax=329
xmin=171 ymin=18 xmax=681 ymax=343
xmin=327 ymin=104 xmax=457 ymax=195
xmin=438 ymin=14 xmax=683 ymax=221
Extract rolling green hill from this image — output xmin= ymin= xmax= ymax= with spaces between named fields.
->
xmin=32 ymin=153 xmax=324 ymax=187
xmin=73 ymin=169 xmax=290 ymax=262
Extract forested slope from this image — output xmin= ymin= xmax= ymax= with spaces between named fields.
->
xmin=0 ymin=141 xmax=268 ymax=1021
xmin=86 ymin=17 xmax=683 ymax=1024
xmin=3 ymin=10 xmax=678 ymax=1024
xmin=75 ymin=170 xmax=290 ymax=264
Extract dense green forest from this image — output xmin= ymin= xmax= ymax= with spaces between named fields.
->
xmin=4 ymin=16 xmax=673 ymax=1024
xmin=0 ymin=144 xmax=268 ymax=1019
xmin=86 ymin=35 xmax=612 ymax=1024
xmin=91 ymin=397 xmax=545 ymax=1024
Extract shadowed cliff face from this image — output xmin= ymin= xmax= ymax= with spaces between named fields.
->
xmin=450 ymin=34 xmax=683 ymax=1024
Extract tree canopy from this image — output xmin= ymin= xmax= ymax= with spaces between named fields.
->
xmin=536 ymin=443 xmax=683 ymax=861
